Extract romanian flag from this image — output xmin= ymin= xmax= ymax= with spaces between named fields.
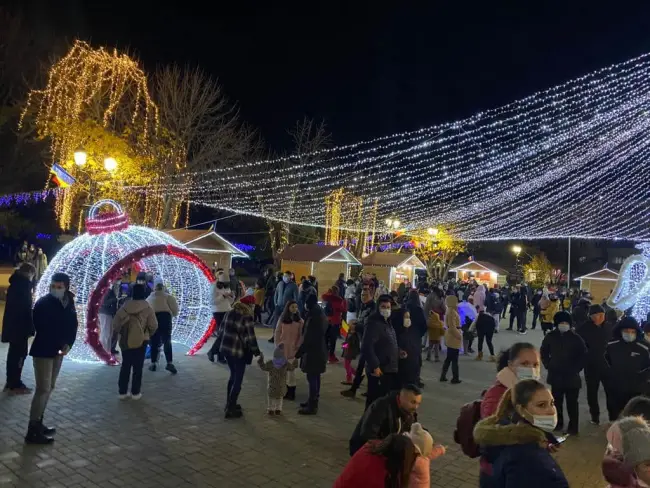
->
xmin=339 ymin=319 xmax=349 ymax=339
xmin=50 ymin=163 xmax=75 ymax=188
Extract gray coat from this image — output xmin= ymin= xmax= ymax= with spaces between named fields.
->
xmin=296 ymin=306 xmax=328 ymax=375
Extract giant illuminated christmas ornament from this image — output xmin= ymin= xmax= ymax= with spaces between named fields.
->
xmin=608 ymin=243 xmax=650 ymax=321
xmin=35 ymin=200 xmax=215 ymax=364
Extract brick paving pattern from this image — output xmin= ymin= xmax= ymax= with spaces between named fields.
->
xmin=0 ymin=315 xmax=607 ymax=487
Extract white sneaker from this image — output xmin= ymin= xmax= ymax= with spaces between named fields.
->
xmin=119 ymin=394 xmax=130 ymax=400
xmin=131 ymin=393 xmax=142 ymax=401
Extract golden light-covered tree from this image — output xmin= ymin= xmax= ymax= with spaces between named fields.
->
xmin=523 ymin=252 xmax=554 ymax=288
xmin=411 ymin=227 xmax=466 ymax=280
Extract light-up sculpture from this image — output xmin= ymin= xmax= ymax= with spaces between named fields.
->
xmin=607 ymin=243 xmax=650 ymax=321
xmin=35 ymin=200 xmax=215 ymax=364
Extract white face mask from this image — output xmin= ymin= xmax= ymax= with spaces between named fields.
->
xmin=558 ymin=323 xmax=571 ymax=333
xmin=403 ymin=318 xmax=411 ymax=328
xmin=283 ymin=276 xmax=290 ymax=283
xmin=531 ymin=413 xmax=558 ymax=432
xmin=380 ymin=309 xmax=391 ymax=319
xmin=622 ymin=332 xmax=637 ymax=343
xmin=516 ymin=366 xmax=540 ymax=381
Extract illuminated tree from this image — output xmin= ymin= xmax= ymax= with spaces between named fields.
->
xmin=523 ymin=252 xmax=554 ymax=288
xmin=19 ymin=40 xmax=160 ymax=230
xmin=411 ymin=228 xmax=466 ymax=280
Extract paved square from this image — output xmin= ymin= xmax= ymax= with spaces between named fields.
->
xmin=0 ymin=317 xmax=607 ymax=487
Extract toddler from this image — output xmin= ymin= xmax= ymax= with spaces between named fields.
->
xmin=406 ymin=423 xmax=446 ymax=488
xmin=258 ymin=344 xmax=298 ymax=415
xmin=604 ymin=416 xmax=650 ymax=488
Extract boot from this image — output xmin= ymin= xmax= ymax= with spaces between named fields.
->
xmin=283 ymin=386 xmax=296 ymax=401
xmin=25 ymin=421 xmax=54 ymax=445
xmin=40 ymin=417 xmax=56 ymax=436
xmin=298 ymin=399 xmax=318 ymax=415
xmin=488 ymin=355 xmax=496 ymax=362
xmin=475 ymin=352 xmax=483 ymax=361
xmin=340 ymin=388 xmax=356 ymax=398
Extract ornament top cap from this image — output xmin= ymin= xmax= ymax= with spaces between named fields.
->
xmin=85 ymin=199 xmax=129 ymax=235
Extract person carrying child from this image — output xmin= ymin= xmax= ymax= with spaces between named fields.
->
xmin=341 ymin=322 xmax=361 ymax=386
xmin=257 ymin=344 xmax=298 ymax=415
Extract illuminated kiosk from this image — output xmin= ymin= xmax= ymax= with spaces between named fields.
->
xmin=608 ymin=243 xmax=650 ymax=322
xmin=34 ymin=200 xmax=215 ymax=364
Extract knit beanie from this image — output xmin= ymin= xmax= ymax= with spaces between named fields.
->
xmin=51 ymin=272 xmax=70 ymax=289
xmin=553 ymin=311 xmax=573 ymax=327
xmin=405 ymin=423 xmax=433 ymax=457
xmin=615 ymin=416 xmax=650 ymax=468
xmin=588 ymin=304 xmax=605 ymax=315
xmin=619 ymin=316 xmax=640 ymax=331
xmin=273 ymin=344 xmax=285 ymax=359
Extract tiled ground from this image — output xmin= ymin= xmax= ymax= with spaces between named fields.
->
xmin=0 ymin=314 xmax=608 ymax=487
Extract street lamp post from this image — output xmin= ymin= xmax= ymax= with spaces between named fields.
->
xmin=512 ymin=245 xmax=522 ymax=280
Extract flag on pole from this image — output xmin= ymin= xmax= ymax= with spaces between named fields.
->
xmin=50 ymin=163 xmax=76 ymax=188
xmin=339 ymin=319 xmax=349 ymax=339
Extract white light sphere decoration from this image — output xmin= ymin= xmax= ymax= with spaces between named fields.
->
xmin=35 ymin=200 xmax=214 ymax=363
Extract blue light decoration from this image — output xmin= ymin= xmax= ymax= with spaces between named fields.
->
xmin=234 ymin=243 xmax=255 ymax=253
xmin=36 ymin=233 xmax=52 ymax=240
xmin=0 ymin=188 xmax=62 ymax=208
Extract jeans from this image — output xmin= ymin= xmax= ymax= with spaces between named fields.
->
xmin=5 ymin=339 xmax=28 ymax=388
xmin=584 ymin=367 xmax=605 ymax=422
xmin=225 ymin=355 xmax=247 ymax=409
xmin=326 ymin=324 xmax=339 ymax=357
xmin=441 ymin=347 xmax=460 ymax=381
xmin=307 ymin=373 xmax=321 ymax=404
xmin=119 ymin=343 xmax=147 ymax=395
xmin=531 ymin=308 xmax=540 ymax=329
xmin=365 ymin=371 xmax=398 ymax=409
xmin=501 ymin=304 xmax=508 ymax=319
xmin=552 ymin=386 xmax=580 ymax=432
xmin=477 ymin=329 xmax=495 ymax=355
xmin=508 ymin=312 xmax=517 ymax=330
xmin=29 ymin=356 xmax=63 ymax=421
xmin=518 ymin=311 xmax=527 ymax=332
xmin=150 ymin=313 xmax=173 ymax=364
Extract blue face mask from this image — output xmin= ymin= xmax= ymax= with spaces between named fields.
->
xmin=50 ymin=288 xmax=65 ymax=300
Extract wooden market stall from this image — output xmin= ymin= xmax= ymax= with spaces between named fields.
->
xmin=576 ymin=267 xmax=619 ymax=303
xmin=278 ymin=244 xmax=362 ymax=293
xmin=449 ymin=260 xmax=509 ymax=287
xmin=360 ymin=252 xmax=426 ymax=291
xmin=166 ymin=227 xmax=249 ymax=271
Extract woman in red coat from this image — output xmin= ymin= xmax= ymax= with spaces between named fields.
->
xmin=479 ymin=342 xmax=541 ymax=488
xmin=322 ymin=285 xmax=347 ymax=363
xmin=334 ymin=434 xmax=418 ymax=488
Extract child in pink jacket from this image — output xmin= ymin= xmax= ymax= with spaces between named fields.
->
xmin=405 ymin=423 xmax=446 ymax=488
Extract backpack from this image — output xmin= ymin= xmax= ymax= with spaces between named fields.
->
xmin=324 ymin=300 xmax=334 ymax=317
xmin=454 ymin=399 xmax=482 ymax=458
xmin=123 ymin=313 xmax=145 ymax=349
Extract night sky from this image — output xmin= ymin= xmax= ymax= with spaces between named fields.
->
xmin=13 ymin=1 xmax=650 ymax=150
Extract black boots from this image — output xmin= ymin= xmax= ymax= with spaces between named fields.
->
xmin=298 ymin=399 xmax=318 ymax=415
xmin=40 ymin=417 xmax=56 ymax=436
xmin=25 ymin=421 xmax=54 ymax=445
xmin=283 ymin=386 xmax=296 ymax=401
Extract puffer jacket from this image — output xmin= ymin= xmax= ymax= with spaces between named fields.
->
xmin=427 ymin=311 xmax=444 ymax=341
xmin=322 ymin=291 xmax=347 ymax=326
xmin=540 ymin=328 xmax=587 ymax=389
xmin=1 ymin=271 xmax=34 ymax=343
xmin=146 ymin=290 xmax=179 ymax=317
xmin=444 ymin=295 xmax=462 ymax=349
xmin=541 ymin=299 xmax=560 ymax=323
xmin=211 ymin=284 xmax=234 ymax=313
xmin=112 ymin=299 xmax=158 ymax=349
xmin=605 ymin=321 xmax=650 ymax=394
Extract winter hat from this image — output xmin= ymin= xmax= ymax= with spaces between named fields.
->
xmin=405 ymin=423 xmax=433 ymax=457
xmin=619 ymin=316 xmax=640 ymax=332
xmin=553 ymin=311 xmax=572 ymax=327
xmin=51 ymin=272 xmax=70 ymax=289
xmin=589 ymin=304 xmax=605 ymax=316
xmin=614 ymin=416 xmax=650 ymax=468
xmin=273 ymin=344 xmax=285 ymax=359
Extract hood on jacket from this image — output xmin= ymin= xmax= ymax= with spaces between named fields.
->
xmin=232 ymin=301 xmax=252 ymax=316
xmin=9 ymin=271 xmax=32 ymax=287
xmin=473 ymin=416 xmax=548 ymax=462
xmin=445 ymin=295 xmax=458 ymax=309
xmin=121 ymin=299 xmax=151 ymax=315
xmin=612 ymin=316 xmax=643 ymax=340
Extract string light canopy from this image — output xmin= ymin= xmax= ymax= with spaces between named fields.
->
xmin=34 ymin=200 xmax=215 ymax=364
xmin=120 ymin=52 xmax=650 ymax=240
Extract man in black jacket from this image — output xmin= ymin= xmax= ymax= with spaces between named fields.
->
xmin=348 ymin=384 xmax=422 ymax=456
xmin=361 ymin=295 xmax=399 ymax=408
xmin=25 ymin=272 xmax=78 ymax=444
xmin=576 ymin=304 xmax=614 ymax=425
xmin=507 ymin=287 xmax=520 ymax=331
xmin=605 ymin=316 xmax=650 ymax=420
xmin=531 ymin=289 xmax=543 ymax=330
xmin=540 ymin=311 xmax=587 ymax=435
xmin=2 ymin=263 xmax=35 ymax=394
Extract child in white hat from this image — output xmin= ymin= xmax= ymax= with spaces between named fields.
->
xmin=605 ymin=416 xmax=650 ymax=488
xmin=405 ymin=423 xmax=446 ymax=488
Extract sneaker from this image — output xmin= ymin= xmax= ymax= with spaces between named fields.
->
xmin=119 ymin=394 xmax=130 ymax=400
xmin=25 ymin=424 xmax=54 ymax=445
xmin=340 ymin=389 xmax=356 ymax=398
xmin=165 ymin=363 xmax=178 ymax=375
xmin=149 ymin=363 xmax=157 ymax=372
xmin=590 ymin=419 xmax=600 ymax=426
xmin=450 ymin=379 xmax=462 ymax=384
xmin=361 ymin=392 xmax=367 ymax=397
xmin=518 ymin=330 xmax=528 ymax=335
xmin=225 ymin=409 xmax=243 ymax=419
xmin=439 ymin=377 xmax=448 ymax=382
xmin=131 ymin=393 xmax=142 ymax=401
xmin=488 ymin=355 xmax=497 ymax=362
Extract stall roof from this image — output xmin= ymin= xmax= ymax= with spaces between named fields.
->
xmin=576 ymin=267 xmax=619 ymax=282
xmin=279 ymin=244 xmax=361 ymax=265
xmin=450 ymin=260 xmax=509 ymax=276
xmin=166 ymin=228 xmax=249 ymax=258
xmin=360 ymin=252 xmax=425 ymax=269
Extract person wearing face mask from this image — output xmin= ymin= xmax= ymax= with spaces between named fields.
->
xmin=207 ymin=273 xmax=234 ymax=362
xmin=440 ymin=295 xmax=462 ymax=384
xmin=34 ymin=248 xmax=48 ymax=283
xmin=361 ymin=295 xmax=400 ymax=408
xmin=478 ymin=342 xmax=540 ymax=487
xmin=473 ymin=379 xmax=569 ymax=488
xmin=540 ymin=311 xmax=587 ymax=435
xmin=605 ymin=317 xmax=650 ymax=420
xmin=2 ymin=263 xmax=36 ymax=394
xmin=25 ymin=272 xmax=78 ymax=444
xmin=341 ymin=288 xmax=376 ymax=398
xmin=577 ymin=304 xmax=616 ymax=425
xmin=274 ymin=300 xmax=304 ymax=400
xmin=395 ymin=309 xmax=423 ymax=387
xmin=269 ymin=271 xmax=298 ymax=341
xmin=129 ymin=272 xmax=152 ymax=299
xmin=98 ymin=279 xmax=121 ymax=355
xmin=603 ymin=416 xmax=650 ymax=488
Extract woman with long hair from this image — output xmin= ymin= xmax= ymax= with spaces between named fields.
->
xmin=334 ymin=433 xmax=418 ymax=488
xmin=274 ymin=300 xmax=303 ymax=400
xmin=474 ymin=379 xmax=569 ymax=487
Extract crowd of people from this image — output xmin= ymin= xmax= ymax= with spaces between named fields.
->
xmin=7 ymin=259 xmax=650 ymax=487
